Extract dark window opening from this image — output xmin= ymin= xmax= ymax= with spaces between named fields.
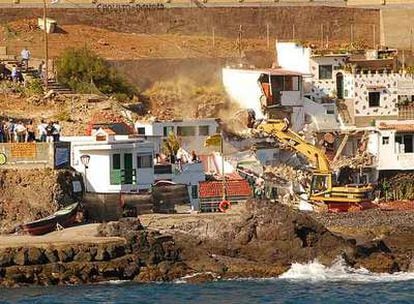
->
xmin=137 ymin=127 xmax=145 ymax=135
xmin=318 ymin=65 xmax=333 ymax=80
xmin=163 ymin=126 xmax=174 ymax=137
xmin=177 ymin=126 xmax=196 ymax=136
xmin=112 ymin=154 xmax=121 ymax=170
xmin=382 ymin=137 xmax=389 ymax=145
xmin=368 ymin=92 xmax=380 ymax=107
xmin=137 ymin=154 xmax=152 ymax=168
xmin=199 ymin=126 xmax=209 ymax=136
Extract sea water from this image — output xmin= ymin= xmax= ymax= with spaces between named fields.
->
xmin=1 ymin=259 xmax=413 ymax=304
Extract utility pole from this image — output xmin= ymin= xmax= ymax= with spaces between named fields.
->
xmin=292 ymin=24 xmax=295 ymax=41
xmin=402 ymin=49 xmax=406 ymax=71
xmin=43 ymin=0 xmax=49 ymax=90
xmin=410 ymin=27 xmax=413 ymax=55
xmin=212 ymin=27 xmax=215 ymax=48
xmin=238 ymin=24 xmax=243 ymax=59
xmin=350 ymin=24 xmax=354 ymax=47
xmin=266 ymin=23 xmax=270 ymax=49
xmin=320 ymin=24 xmax=324 ymax=48
xmin=372 ymin=24 xmax=376 ymax=49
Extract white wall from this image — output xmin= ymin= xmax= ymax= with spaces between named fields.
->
xmin=222 ymin=68 xmax=265 ymax=119
xmin=281 ymin=91 xmax=302 ymax=106
xmin=308 ymin=56 xmax=347 ymax=100
xmin=351 ymin=73 xmax=414 ymax=118
xmin=376 ymin=127 xmax=414 ymax=170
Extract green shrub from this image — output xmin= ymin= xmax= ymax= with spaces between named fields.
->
xmin=56 ymin=47 xmax=136 ymax=96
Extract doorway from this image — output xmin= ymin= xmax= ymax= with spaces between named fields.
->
xmin=336 ymin=72 xmax=344 ymax=100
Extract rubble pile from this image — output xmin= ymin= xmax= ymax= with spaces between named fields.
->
xmin=380 ymin=172 xmax=414 ymax=201
xmin=331 ymin=151 xmax=373 ymax=170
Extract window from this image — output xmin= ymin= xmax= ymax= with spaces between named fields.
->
xmin=284 ymin=76 xmax=300 ymax=91
xmin=163 ymin=126 xmax=174 ymax=137
xmin=191 ymin=185 xmax=198 ymax=199
xmin=326 ymin=105 xmax=335 ymax=115
xmin=382 ymin=137 xmax=389 ymax=145
xmin=137 ymin=154 xmax=152 ymax=168
xmin=112 ymin=154 xmax=121 ymax=170
xmin=368 ymin=92 xmax=380 ymax=107
xmin=199 ymin=126 xmax=209 ymax=136
xmin=318 ymin=65 xmax=333 ymax=80
xmin=177 ymin=126 xmax=196 ymax=136
xmin=395 ymin=134 xmax=414 ymax=153
xmin=137 ymin=127 xmax=145 ymax=135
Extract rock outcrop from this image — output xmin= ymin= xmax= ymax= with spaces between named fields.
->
xmin=0 ymin=218 xmax=186 ymax=287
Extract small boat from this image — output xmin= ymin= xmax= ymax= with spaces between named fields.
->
xmin=22 ymin=203 xmax=79 ymax=236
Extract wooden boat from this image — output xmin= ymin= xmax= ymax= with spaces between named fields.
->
xmin=22 ymin=203 xmax=79 ymax=235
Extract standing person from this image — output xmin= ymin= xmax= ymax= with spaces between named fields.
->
xmin=20 ymin=47 xmax=31 ymax=72
xmin=191 ymin=150 xmax=198 ymax=163
xmin=11 ymin=65 xmax=18 ymax=82
xmin=6 ymin=119 xmax=15 ymax=142
xmin=38 ymin=60 xmax=45 ymax=80
xmin=45 ymin=121 xmax=55 ymax=143
xmin=0 ymin=120 xmax=5 ymax=143
xmin=37 ymin=119 xmax=47 ymax=142
xmin=15 ymin=121 xmax=26 ymax=143
xmin=26 ymin=120 xmax=36 ymax=142
xmin=52 ymin=121 xmax=61 ymax=142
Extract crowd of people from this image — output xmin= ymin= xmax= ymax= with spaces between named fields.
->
xmin=0 ymin=47 xmax=47 ymax=83
xmin=0 ymin=119 xmax=61 ymax=143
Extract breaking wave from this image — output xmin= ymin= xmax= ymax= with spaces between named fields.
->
xmin=279 ymin=257 xmax=414 ymax=282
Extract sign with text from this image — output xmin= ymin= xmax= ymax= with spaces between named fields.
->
xmin=10 ymin=143 xmax=37 ymax=158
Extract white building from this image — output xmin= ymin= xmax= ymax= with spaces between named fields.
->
xmin=371 ymin=120 xmax=414 ymax=171
xmin=276 ymin=41 xmax=348 ymax=101
xmin=222 ymin=67 xmax=305 ymax=131
xmin=134 ymin=118 xmax=219 ymax=154
xmin=62 ymin=128 xmax=155 ymax=193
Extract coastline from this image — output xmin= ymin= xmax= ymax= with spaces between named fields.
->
xmin=0 ymin=201 xmax=413 ymax=287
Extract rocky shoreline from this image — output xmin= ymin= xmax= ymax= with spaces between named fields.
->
xmin=0 ymin=200 xmax=413 ymax=287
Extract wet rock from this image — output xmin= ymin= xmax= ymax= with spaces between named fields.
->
xmin=180 ymin=272 xmax=217 ymax=284
xmin=356 ymin=252 xmax=400 ymax=273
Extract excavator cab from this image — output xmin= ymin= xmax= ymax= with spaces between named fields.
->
xmin=309 ymin=173 xmax=333 ymax=196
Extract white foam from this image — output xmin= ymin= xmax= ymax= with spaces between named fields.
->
xmin=279 ymin=257 xmax=414 ymax=283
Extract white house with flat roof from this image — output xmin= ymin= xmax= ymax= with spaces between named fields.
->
xmin=62 ymin=128 xmax=155 ymax=193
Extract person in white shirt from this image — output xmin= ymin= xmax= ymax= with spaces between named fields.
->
xmin=37 ymin=119 xmax=47 ymax=142
xmin=53 ymin=121 xmax=61 ymax=142
xmin=14 ymin=122 xmax=26 ymax=143
xmin=21 ymin=47 xmax=31 ymax=72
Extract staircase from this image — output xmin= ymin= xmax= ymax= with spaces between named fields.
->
xmin=44 ymin=80 xmax=76 ymax=95
xmin=3 ymin=59 xmax=75 ymax=95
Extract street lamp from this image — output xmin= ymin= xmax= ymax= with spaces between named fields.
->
xmin=80 ymin=154 xmax=91 ymax=193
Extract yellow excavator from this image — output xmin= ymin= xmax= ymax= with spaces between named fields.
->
xmin=255 ymin=119 xmax=374 ymax=209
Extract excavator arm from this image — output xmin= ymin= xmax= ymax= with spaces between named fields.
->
xmin=256 ymin=119 xmax=331 ymax=173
